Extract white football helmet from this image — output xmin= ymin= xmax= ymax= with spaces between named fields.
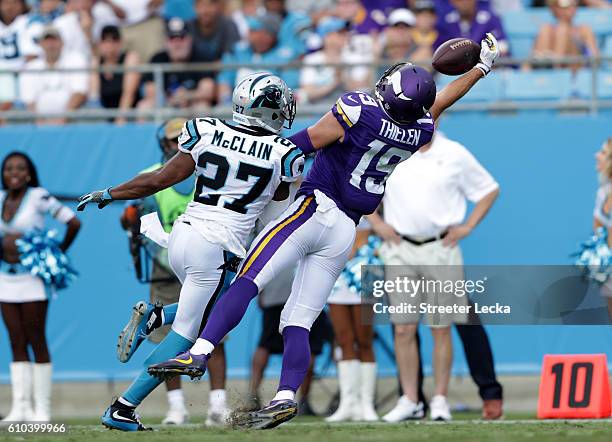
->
xmin=231 ymin=72 xmax=296 ymax=133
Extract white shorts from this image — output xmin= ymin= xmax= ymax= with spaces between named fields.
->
xmin=0 ymin=272 xmax=47 ymax=303
xmin=167 ymin=221 xmax=231 ymax=341
xmin=239 ymin=192 xmax=356 ymax=332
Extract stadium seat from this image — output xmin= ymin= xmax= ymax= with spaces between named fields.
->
xmin=502 ymin=10 xmax=553 ymax=38
xmin=509 ymin=36 xmax=534 ymax=59
xmin=555 ymin=69 xmax=612 ymax=101
xmin=574 ymin=8 xmax=612 ymax=38
xmin=503 ymin=69 xmax=574 ymax=101
xmin=597 ymin=71 xmax=612 ymax=99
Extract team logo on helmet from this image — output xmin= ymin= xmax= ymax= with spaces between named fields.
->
xmin=251 ymin=84 xmax=283 ymax=110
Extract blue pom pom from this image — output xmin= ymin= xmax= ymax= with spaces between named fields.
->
xmin=16 ymin=229 xmax=78 ymax=290
xmin=573 ymin=227 xmax=612 ymax=283
xmin=334 ymin=235 xmax=384 ymax=295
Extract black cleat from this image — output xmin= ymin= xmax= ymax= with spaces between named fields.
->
xmin=230 ymin=400 xmax=298 ymax=430
xmin=101 ymin=399 xmax=152 ymax=431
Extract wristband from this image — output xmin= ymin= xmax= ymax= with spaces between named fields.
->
xmin=475 ymin=62 xmax=490 ymax=77
xmin=103 ymin=187 xmax=113 ymax=201
xmin=288 ymin=128 xmax=316 ymax=156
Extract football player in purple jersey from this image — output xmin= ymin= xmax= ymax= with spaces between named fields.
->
xmin=150 ymin=33 xmax=500 ymax=429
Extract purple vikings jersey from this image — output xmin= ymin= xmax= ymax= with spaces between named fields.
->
xmin=298 ymin=92 xmax=435 ymax=223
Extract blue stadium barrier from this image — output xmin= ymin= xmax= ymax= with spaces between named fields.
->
xmin=0 ymin=113 xmax=611 ymax=383
xmin=504 ymin=69 xmax=574 ymax=100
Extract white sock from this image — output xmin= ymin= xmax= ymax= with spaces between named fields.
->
xmin=191 ymin=338 xmax=215 ymax=356
xmin=272 ymin=390 xmax=295 ymax=402
xmin=118 ymin=397 xmax=136 ymax=408
xmin=209 ymin=389 xmax=226 ymax=410
xmin=167 ymin=389 xmax=185 ymax=409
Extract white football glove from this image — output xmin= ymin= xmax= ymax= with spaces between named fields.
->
xmin=475 ymin=33 xmax=499 ymax=77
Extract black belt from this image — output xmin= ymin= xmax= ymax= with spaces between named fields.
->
xmin=401 ymin=231 xmax=448 ymax=246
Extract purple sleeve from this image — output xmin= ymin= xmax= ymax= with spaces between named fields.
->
xmin=288 ymin=128 xmax=315 ymax=155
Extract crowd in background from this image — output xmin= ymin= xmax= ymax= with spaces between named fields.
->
xmin=0 ymin=0 xmax=610 ymax=123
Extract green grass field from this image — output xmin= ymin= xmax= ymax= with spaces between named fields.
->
xmin=1 ymin=414 xmax=611 ymax=442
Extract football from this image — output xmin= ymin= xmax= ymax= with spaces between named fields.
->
xmin=432 ymin=38 xmax=481 ymax=76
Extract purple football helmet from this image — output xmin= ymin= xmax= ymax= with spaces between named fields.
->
xmin=375 ymin=63 xmax=436 ymax=123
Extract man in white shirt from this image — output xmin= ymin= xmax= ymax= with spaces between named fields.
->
xmin=368 ymin=132 xmax=501 ymax=422
xmin=19 ymin=25 xmax=88 ymax=125
xmin=0 ymin=0 xmax=31 ymax=107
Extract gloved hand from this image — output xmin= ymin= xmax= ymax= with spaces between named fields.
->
xmin=77 ymin=187 xmax=113 ymax=211
xmin=475 ymin=33 xmax=499 ymax=77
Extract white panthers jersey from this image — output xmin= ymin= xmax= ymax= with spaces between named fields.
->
xmin=177 ymin=118 xmax=304 ymax=255
xmin=0 ymin=15 xmax=32 ymax=70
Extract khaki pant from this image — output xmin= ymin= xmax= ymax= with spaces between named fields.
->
xmin=379 ymin=239 xmax=468 ymax=326
xmin=149 ymin=263 xmax=181 ymax=343
xmin=122 ymin=17 xmax=165 ymax=63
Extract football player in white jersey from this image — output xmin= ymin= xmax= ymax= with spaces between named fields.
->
xmin=0 ymin=0 xmax=32 ymax=107
xmin=77 ymin=72 xmax=304 ymax=431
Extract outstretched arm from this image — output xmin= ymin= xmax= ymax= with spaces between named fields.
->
xmin=77 ymin=152 xmax=195 ymax=211
xmin=289 ymin=111 xmax=345 ymax=155
xmin=429 ymin=33 xmax=499 ymax=121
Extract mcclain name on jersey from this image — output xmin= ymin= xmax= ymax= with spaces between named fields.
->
xmin=209 ymin=127 xmax=275 ymax=161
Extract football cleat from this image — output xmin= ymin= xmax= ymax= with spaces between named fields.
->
xmin=117 ymin=301 xmax=163 ymax=363
xmin=147 ymin=350 xmax=209 ymax=380
xmin=101 ymin=399 xmax=151 ymax=431
xmin=230 ymin=400 xmax=298 ymax=430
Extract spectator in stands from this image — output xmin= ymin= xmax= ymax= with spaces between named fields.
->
xmin=56 ymin=0 xmax=118 ymax=59
xmin=411 ymin=0 xmax=438 ymax=55
xmin=138 ymin=18 xmax=214 ymax=113
xmin=230 ymin=0 xmax=263 ymax=41
xmin=0 ymin=0 xmax=30 ymax=112
xmin=299 ymin=17 xmax=350 ymax=105
xmin=217 ymin=12 xmax=300 ymax=103
xmin=286 ymin=0 xmax=334 ymax=24
xmin=334 ymin=0 xmax=379 ymax=91
xmin=435 ymin=0 xmax=509 ymax=56
xmin=90 ymin=25 xmax=140 ymax=123
xmin=531 ymin=0 xmax=599 ymax=68
xmin=190 ymin=0 xmax=240 ymax=79
xmin=593 ymin=137 xmax=612 ymax=319
xmin=379 ymin=9 xmax=431 ymax=66
xmin=27 ymin=0 xmax=64 ymax=26
xmin=263 ymin=0 xmax=312 ymax=56
xmin=335 ymin=0 xmax=386 ymax=35
xmin=19 ymin=25 xmax=88 ymax=124
xmin=369 ymin=132 xmax=501 ymax=422
xmin=104 ymin=0 xmax=165 ymax=64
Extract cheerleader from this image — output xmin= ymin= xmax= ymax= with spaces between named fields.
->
xmin=593 ymin=138 xmax=612 ymax=318
xmin=325 ymin=223 xmax=378 ymax=422
xmin=0 ymin=152 xmax=81 ymax=423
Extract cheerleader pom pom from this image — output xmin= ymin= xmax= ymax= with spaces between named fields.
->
xmin=336 ymin=235 xmax=385 ymax=295
xmin=573 ymin=227 xmax=612 ymax=284
xmin=16 ymin=229 xmax=78 ymax=290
